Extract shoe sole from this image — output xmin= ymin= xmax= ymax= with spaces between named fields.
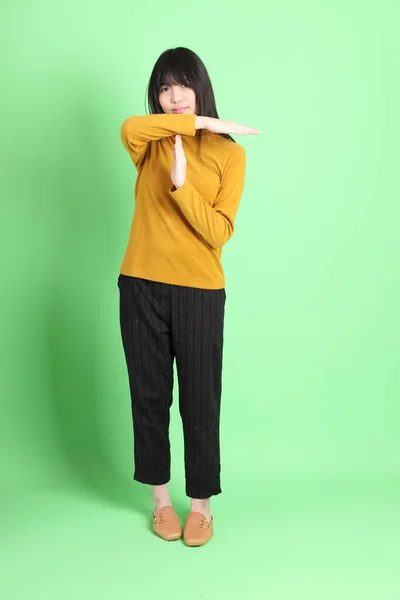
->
xmin=153 ymin=530 xmax=182 ymax=541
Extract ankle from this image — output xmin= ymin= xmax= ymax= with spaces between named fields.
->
xmin=190 ymin=498 xmax=211 ymax=519
xmin=152 ymin=484 xmax=172 ymax=512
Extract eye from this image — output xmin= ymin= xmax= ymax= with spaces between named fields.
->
xmin=160 ymin=86 xmax=168 ymax=93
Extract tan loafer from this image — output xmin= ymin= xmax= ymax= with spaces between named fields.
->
xmin=152 ymin=505 xmax=182 ymax=541
xmin=183 ymin=511 xmax=213 ymax=546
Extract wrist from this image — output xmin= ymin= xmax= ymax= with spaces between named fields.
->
xmin=195 ymin=116 xmax=207 ymax=130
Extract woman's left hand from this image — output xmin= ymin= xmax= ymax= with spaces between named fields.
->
xmin=171 ymin=134 xmax=187 ymax=189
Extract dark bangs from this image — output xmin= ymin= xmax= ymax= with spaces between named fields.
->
xmin=153 ymin=56 xmax=198 ymax=97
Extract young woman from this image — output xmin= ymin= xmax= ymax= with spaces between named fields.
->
xmin=118 ymin=47 xmax=259 ymax=546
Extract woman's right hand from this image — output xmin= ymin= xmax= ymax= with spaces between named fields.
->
xmin=196 ymin=116 xmax=260 ymax=135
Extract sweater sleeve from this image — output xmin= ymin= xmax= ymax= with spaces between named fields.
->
xmin=169 ymin=145 xmax=246 ymax=249
xmin=120 ymin=114 xmax=197 ymax=170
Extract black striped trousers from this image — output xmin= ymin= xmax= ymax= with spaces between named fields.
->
xmin=117 ymin=274 xmax=226 ymax=499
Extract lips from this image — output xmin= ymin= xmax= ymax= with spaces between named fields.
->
xmin=172 ymin=107 xmax=187 ymax=113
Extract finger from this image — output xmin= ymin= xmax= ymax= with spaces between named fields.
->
xmin=176 ymin=136 xmax=186 ymax=155
xmin=234 ymin=125 xmax=260 ymax=135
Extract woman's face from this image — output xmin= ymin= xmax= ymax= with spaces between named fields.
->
xmin=158 ymin=83 xmax=196 ymax=115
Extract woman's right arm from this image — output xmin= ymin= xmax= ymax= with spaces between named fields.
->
xmin=120 ymin=114 xmax=197 ymax=169
xmin=196 ymin=116 xmax=260 ymax=136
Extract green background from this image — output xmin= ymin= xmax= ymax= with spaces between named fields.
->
xmin=1 ymin=0 xmax=399 ymax=598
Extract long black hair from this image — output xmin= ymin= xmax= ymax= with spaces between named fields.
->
xmin=146 ymin=47 xmax=235 ymax=144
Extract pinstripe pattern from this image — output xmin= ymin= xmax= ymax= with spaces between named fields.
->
xmin=118 ymin=274 xmax=226 ymax=499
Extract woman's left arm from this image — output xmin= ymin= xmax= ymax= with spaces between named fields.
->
xmin=169 ymin=144 xmax=246 ymax=249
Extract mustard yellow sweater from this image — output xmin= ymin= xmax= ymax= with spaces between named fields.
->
xmin=119 ymin=113 xmax=246 ymax=289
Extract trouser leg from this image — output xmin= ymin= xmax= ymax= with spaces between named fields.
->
xmin=171 ymin=285 xmax=226 ymax=498
xmin=118 ymin=275 xmax=174 ymax=485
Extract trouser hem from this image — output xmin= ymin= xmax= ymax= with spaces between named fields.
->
xmin=186 ymin=485 xmax=222 ymax=499
xmin=134 ymin=472 xmax=170 ymax=486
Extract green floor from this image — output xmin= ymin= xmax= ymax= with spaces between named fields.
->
xmin=1 ymin=477 xmax=399 ymax=600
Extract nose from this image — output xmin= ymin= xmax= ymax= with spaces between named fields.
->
xmin=171 ymin=86 xmax=184 ymax=104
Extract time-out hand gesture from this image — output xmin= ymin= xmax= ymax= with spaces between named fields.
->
xmin=171 ymin=134 xmax=187 ymax=189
